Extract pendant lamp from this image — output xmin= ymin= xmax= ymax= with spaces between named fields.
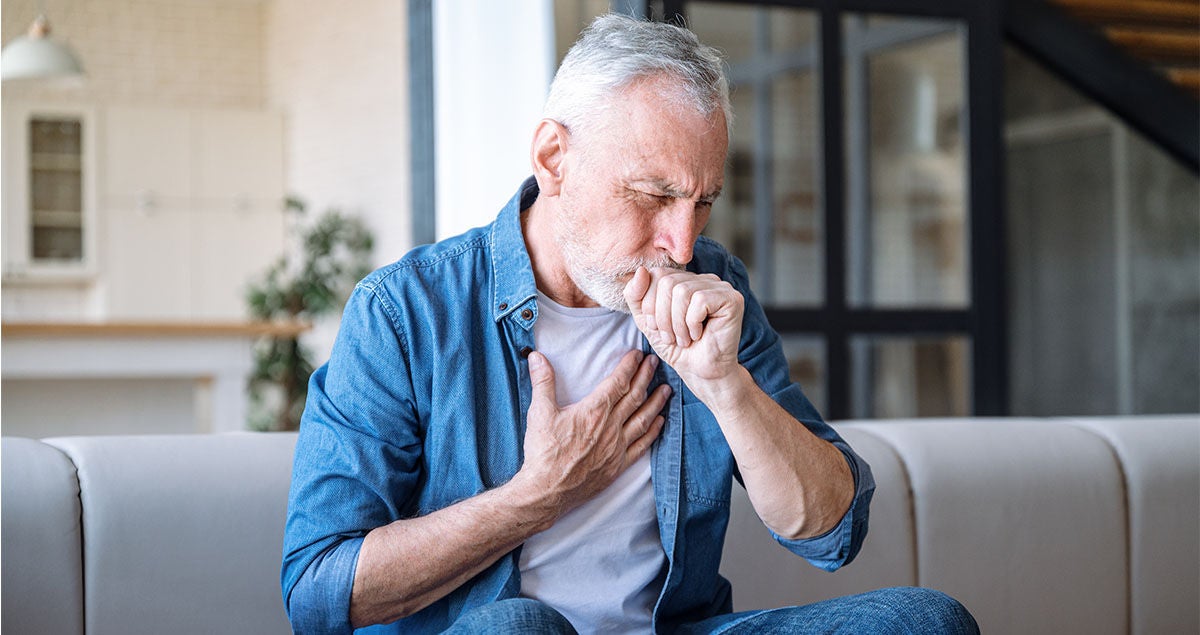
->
xmin=2 ymin=13 xmax=85 ymax=81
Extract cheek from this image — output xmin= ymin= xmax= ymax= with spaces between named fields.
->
xmin=696 ymin=207 xmax=712 ymax=235
xmin=619 ymin=213 xmax=660 ymax=253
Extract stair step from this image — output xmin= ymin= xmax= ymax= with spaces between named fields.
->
xmin=1052 ymin=0 xmax=1200 ymax=28
xmin=1105 ymin=27 xmax=1200 ymax=62
xmin=1166 ymin=67 xmax=1200 ymax=97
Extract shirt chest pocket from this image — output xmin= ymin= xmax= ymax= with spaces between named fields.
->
xmin=681 ymin=402 xmax=734 ymax=508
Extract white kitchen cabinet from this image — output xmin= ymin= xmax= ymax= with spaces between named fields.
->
xmin=192 ymin=207 xmax=286 ymax=320
xmin=103 ymin=107 xmax=193 ymax=206
xmin=1 ymin=102 xmax=99 ymax=283
xmin=2 ymin=103 xmax=286 ymax=321
xmin=99 ymin=106 xmax=286 ymax=319
xmin=102 ymin=207 xmax=194 ymax=320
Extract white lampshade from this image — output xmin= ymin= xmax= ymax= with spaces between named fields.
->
xmin=1 ymin=15 xmax=84 ymax=81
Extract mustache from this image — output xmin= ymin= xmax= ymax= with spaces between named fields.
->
xmin=617 ymin=257 xmax=684 ymax=278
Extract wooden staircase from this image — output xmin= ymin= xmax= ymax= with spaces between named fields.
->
xmin=1049 ymin=0 xmax=1200 ymax=98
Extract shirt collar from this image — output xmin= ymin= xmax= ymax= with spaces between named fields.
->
xmin=489 ymin=176 xmax=541 ymax=323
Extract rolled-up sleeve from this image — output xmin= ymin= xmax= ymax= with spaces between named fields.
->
xmin=281 ymin=283 xmax=422 ymax=634
xmin=767 ymin=441 xmax=875 ymax=570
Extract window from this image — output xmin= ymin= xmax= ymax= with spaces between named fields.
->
xmin=686 ymin=1 xmax=997 ymax=419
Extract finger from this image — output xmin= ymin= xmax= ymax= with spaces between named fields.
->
xmin=585 ymin=349 xmax=643 ymax=412
xmin=627 ymin=353 xmax=660 ymax=402
xmin=685 ymin=287 xmax=716 ymax=342
xmin=613 ymin=354 xmax=660 ymax=420
xmin=654 ymin=273 xmax=678 ymax=342
xmin=640 ymin=269 xmax=660 ymax=335
xmin=623 ymin=266 xmax=651 ymax=316
xmin=527 ymin=351 xmax=559 ymax=413
xmin=625 ymin=414 xmax=665 ymax=466
xmin=671 ymin=282 xmax=695 ymax=347
xmin=621 ymin=382 xmax=672 ymax=443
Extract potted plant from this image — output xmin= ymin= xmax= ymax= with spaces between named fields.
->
xmin=245 ymin=197 xmax=373 ymax=431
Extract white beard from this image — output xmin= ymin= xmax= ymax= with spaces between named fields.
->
xmin=555 ymin=205 xmax=682 ymax=312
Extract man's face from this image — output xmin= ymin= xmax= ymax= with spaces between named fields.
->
xmin=554 ymin=76 xmax=729 ymax=312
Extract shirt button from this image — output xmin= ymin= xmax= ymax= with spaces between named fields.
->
xmin=519 ymin=346 xmax=533 ymax=358
xmin=498 ymin=303 xmax=508 ymax=311
xmin=521 ymin=309 xmax=533 ymax=320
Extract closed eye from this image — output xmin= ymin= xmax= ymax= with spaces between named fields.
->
xmin=633 ymin=190 xmax=671 ymax=207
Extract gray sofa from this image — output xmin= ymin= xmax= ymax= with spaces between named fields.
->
xmin=3 ymin=416 xmax=1197 ymax=634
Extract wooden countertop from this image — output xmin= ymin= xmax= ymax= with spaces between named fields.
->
xmin=1 ymin=321 xmax=312 ymax=338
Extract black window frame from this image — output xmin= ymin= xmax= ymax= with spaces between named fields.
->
xmin=660 ymin=0 xmax=1008 ymax=419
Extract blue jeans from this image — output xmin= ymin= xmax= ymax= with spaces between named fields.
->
xmin=441 ymin=587 xmax=979 ymax=634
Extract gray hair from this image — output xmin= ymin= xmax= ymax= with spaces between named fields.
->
xmin=544 ymin=13 xmax=732 ymax=144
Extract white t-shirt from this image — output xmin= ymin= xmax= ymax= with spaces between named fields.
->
xmin=518 ymin=292 xmax=666 ymax=634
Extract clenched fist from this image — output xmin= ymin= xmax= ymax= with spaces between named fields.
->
xmin=623 ymin=266 xmax=745 ymax=400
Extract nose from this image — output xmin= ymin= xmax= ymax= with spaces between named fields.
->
xmin=654 ymin=199 xmax=701 ymax=265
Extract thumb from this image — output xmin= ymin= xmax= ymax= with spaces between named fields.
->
xmin=527 ymin=351 xmax=558 ymax=410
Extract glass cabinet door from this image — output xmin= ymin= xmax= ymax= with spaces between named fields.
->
xmin=29 ymin=117 xmax=85 ymax=263
xmin=2 ymin=103 xmax=96 ymax=281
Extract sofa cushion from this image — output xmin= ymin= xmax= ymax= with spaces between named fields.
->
xmin=1 ymin=437 xmax=85 ymax=635
xmin=1066 ymin=415 xmax=1200 ymax=635
xmin=720 ymin=426 xmax=918 ymax=610
xmin=863 ymin=419 xmax=1129 ymax=635
xmin=45 ymin=433 xmax=297 ymax=635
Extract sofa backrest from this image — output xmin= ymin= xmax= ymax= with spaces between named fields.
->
xmin=720 ymin=416 xmax=1200 ymax=635
xmin=1 ymin=433 xmax=299 ymax=635
xmin=1071 ymin=417 xmax=1200 ymax=633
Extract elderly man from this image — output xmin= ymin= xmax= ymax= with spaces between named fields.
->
xmin=282 ymin=14 xmax=978 ymax=635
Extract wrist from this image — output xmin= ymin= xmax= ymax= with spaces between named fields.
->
xmin=501 ymin=470 xmax=561 ymax=533
xmin=687 ymin=364 xmax=756 ymax=414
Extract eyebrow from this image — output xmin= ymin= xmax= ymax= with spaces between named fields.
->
xmin=636 ymin=179 xmax=723 ymax=204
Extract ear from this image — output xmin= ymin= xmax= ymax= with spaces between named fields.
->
xmin=530 ymin=119 xmax=569 ymax=197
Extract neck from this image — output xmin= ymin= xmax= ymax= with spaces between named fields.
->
xmin=522 ymin=197 xmax=597 ymax=308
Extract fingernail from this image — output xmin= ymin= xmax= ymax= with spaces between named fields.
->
xmin=649 ymin=355 xmax=659 ymax=368
xmin=528 ymin=351 xmax=542 ymax=369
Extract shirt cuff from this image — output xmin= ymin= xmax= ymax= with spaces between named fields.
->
xmin=286 ymin=536 xmax=365 ymax=635
xmin=767 ymin=443 xmax=875 ymax=571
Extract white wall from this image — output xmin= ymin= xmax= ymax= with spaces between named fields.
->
xmin=264 ymin=0 xmax=410 ymax=268
xmin=433 ymin=0 xmax=556 ymax=240
xmin=1 ymin=0 xmax=266 ymax=109
xmin=264 ymin=0 xmax=410 ymax=361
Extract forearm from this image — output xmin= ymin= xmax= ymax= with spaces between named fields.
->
xmin=349 ymin=474 xmax=556 ymax=627
xmin=695 ymin=366 xmax=854 ymax=540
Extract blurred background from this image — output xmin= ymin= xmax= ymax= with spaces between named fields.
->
xmin=2 ymin=0 xmax=1197 ymax=437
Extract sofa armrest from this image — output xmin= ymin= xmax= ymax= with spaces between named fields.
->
xmin=2 ymin=437 xmax=84 ymax=635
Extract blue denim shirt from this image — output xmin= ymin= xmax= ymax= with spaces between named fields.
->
xmin=282 ymin=178 xmax=875 ymax=634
